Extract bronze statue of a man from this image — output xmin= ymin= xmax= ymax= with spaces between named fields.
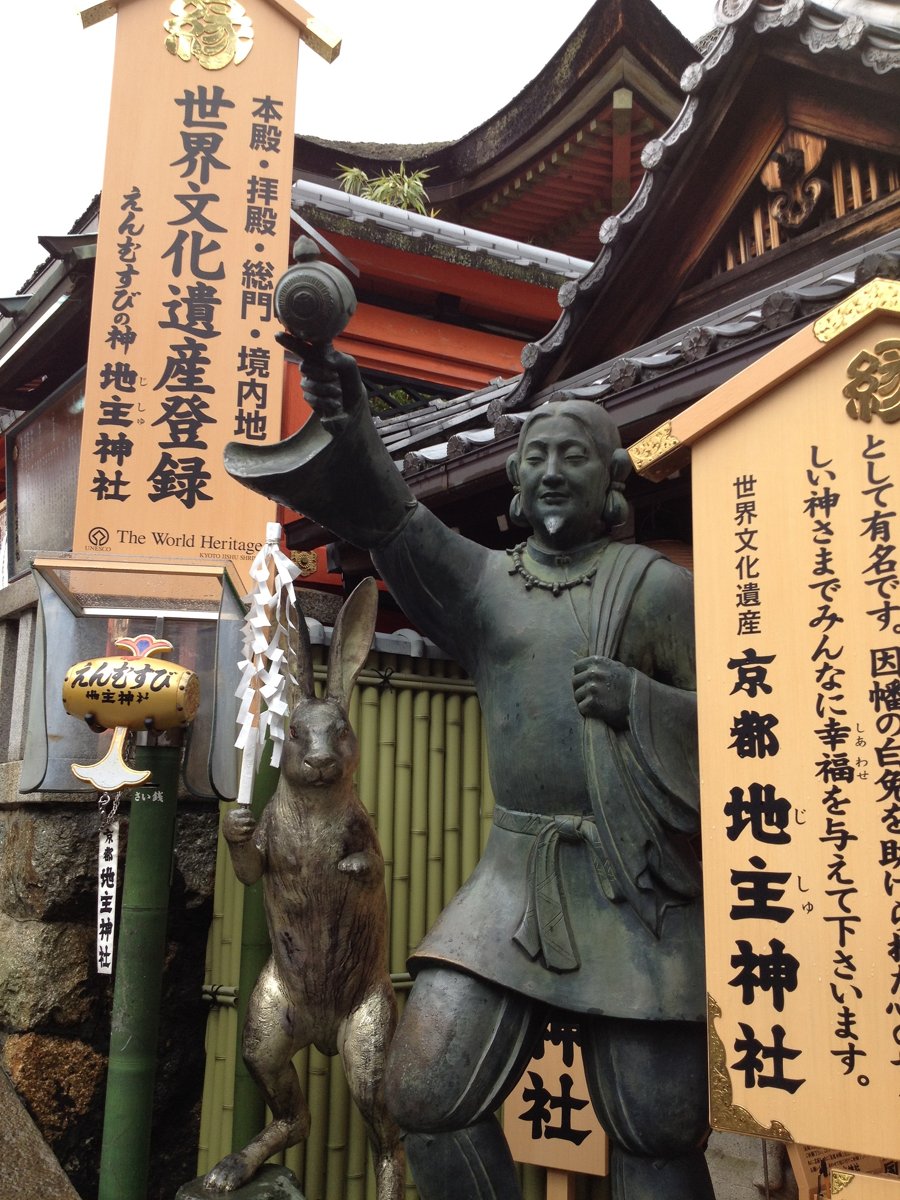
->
xmin=225 ymin=345 xmax=713 ymax=1200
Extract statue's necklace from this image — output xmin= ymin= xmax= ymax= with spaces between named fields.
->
xmin=506 ymin=540 xmax=605 ymax=597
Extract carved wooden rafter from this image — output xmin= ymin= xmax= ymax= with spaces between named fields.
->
xmin=759 ymin=130 xmax=830 ymax=232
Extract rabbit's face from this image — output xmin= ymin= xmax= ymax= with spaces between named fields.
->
xmin=283 ymin=697 xmax=359 ymax=787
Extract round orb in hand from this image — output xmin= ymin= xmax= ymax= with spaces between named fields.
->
xmin=274 ymin=235 xmax=357 ymax=344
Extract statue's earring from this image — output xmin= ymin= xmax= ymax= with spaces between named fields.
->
xmin=506 ymin=454 xmax=530 ymax=528
xmin=509 ymin=491 xmax=530 ymax=527
xmin=603 ymin=448 xmax=632 ymax=529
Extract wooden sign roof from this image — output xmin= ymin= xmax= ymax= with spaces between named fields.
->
xmin=629 ymin=277 xmax=900 ymax=480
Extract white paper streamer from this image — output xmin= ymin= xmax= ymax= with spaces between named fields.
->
xmin=235 ymin=523 xmax=302 ymax=803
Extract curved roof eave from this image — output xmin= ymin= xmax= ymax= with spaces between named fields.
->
xmin=493 ymin=0 xmax=900 ymax=416
xmin=294 ymin=0 xmax=695 ymax=197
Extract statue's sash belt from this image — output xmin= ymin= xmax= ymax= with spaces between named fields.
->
xmin=493 ymin=805 xmax=622 ymax=974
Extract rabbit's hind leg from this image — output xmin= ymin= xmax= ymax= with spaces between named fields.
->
xmin=204 ymin=961 xmax=311 ymax=1193
xmin=338 ymin=979 xmax=405 ymax=1200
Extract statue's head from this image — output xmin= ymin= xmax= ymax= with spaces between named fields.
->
xmin=506 ymin=397 xmax=631 ymax=551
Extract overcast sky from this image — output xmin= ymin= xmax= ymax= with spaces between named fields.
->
xmin=0 ymin=0 xmax=722 ymax=297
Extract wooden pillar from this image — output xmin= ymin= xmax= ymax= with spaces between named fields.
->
xmin=611 ymin=87 xmax=634 ymax=213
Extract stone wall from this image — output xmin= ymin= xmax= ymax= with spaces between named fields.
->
xmin=0 ymin=783 xmax=218 ymax=1199
xmin=708 ymin=1132 xmax=799 ymax=1200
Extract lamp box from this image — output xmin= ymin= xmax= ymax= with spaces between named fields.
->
xmin=24 ymin=555 xmax=245 ymax=799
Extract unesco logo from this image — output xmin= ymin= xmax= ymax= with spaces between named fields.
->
xmin=88 ymin=526 xmax=110 ymax=548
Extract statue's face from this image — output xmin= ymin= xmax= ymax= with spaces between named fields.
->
xmin=517 ymin=414 xmax=612 ymax=551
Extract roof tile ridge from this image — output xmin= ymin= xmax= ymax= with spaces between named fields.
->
xmin=492 ymin=0 xmax=899 ymax=420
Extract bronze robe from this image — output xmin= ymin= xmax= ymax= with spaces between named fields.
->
xmin=225 ymin=403 xmax=705 ymax=1022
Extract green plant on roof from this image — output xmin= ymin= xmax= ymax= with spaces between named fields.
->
xmin=337 ymin=162 xmax=435 ymax=216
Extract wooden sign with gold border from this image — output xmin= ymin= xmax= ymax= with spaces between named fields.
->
xmin=73 ymin=0 xmax=337 ymax=586
xmin=786 ymin=1144 xmax=899 ymax=1199
xmin=829 ymin=1172 xmax=900 ymax=1198
xmin=631 ymin=280 xmax=900 ymax=1162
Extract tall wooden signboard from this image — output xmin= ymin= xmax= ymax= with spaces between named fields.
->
xmin=74 ymin=0 xmax=338 ymax=586
xmin=629 ymin=279 xmax=900 ymax=1184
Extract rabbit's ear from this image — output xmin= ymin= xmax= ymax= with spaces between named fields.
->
xmin=326 ymin=577 xmax=378 ymax=706
xmin=287 ymin=589 xmax=315 ymax=704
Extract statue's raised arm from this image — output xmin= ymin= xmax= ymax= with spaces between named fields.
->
xmin=224 ymin=340 xmax=489 ymax=669
xmin=224 ymin=339 xmax=413 ymax=549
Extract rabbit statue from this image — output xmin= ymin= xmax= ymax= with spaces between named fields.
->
xmin=203 ymin=578 xmax=404 ymax=1197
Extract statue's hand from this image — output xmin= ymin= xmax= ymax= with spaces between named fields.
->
xmin=223 ymin=805 xmax=257 ymax=845
xmin=277 ymin=336 xmax=366 ymax=430
xmin=573 ymin=656 xmax=632 ymax=729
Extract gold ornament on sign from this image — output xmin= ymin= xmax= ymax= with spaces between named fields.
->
xmin=627 ymin=420 xmax=680 ymax=477
xmin=164 ymin=0 xmax=254 ymax=69
xmin=843 ymin=340 xmax=900 ymax=425
xmin=813 ymin=278 xmax=900 ymax=343
xmin=707 ymin=995 xmax=795 ymax=1141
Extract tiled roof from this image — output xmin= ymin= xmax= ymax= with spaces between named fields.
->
xmin=490 ymin=0 xmax=900 ymax=414
xmin=293 ymin=181 xmax=592 ymax=282
xmin=385 ymin=236 xmax=900 ymax=474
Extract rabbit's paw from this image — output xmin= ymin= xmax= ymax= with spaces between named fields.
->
xmin=202 ymin=1151 xmax=255 ymax=1193
xmin=337 ymin=850 xmax=372 ymax=876
xmin=223 ymin=806 xmax=257 ymax=844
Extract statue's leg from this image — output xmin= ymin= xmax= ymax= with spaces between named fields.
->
xmin=385 ymin=967 xmax=547 ymax=1200
xmin=204 ymin=959 xmax=309 ymax=1193
xmin=582 ymin=1017 xmax=714 ymax=1200
xmin=339 ymin=977 xmax=405 ymax=1200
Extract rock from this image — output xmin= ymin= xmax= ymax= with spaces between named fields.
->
xmin=0 ymin=803 xmax=218 ymax=918
xmin=177 ymin=1164 xmax=306 ymax=1199
xmin=172 ymin=808 xmax=219 ymax=910
xmin=0 ymin=1063 xmax=82 ymax=1200
xmin=3 ymin=1033 xmax=106 ymax=1141
xmin=0 ymin=914 xmax=94 ymax=1029
xmin=707 ymin=1131 xmax=798 ymax=1199
xmin=3 ymin=1033 xmax=106 ymax=1196
xmin=0 ymin=798 xmax=219 ymax=1197
xmin=0 ymin=808 xmax=100 ymax=922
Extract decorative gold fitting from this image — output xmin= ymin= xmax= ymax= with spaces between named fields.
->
xmin=164 ymin=0 xmax=255 ymax=70
xmin=814 ymin=278 xmax=900 ymax=343
xmin=290 ymin=549 xmax=319 ymax=577
xmin=627 ymin=420 xmax=680 ymax=478
xmin=707 ymin=995 xmax=794 ymax=1142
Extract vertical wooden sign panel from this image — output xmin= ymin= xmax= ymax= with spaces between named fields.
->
xmin=503 ymin=1019 xmax=608 ymax=1177
xmin=74 ymin=0 xmax=300 ymax=586
xmin=694 ymin=310 xmax=900 ymax=1158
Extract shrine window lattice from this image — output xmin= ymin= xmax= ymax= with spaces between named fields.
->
xmin=361 ymin=369 xmax=463 ymax=417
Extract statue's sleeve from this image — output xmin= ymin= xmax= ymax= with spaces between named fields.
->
xmin=225 ymin=404 xmax=488 ymax=669
xmin=373 ymin=505 xmax=487 ymax=671
xmin=626 ymin=673 xmax=699 ymax=834
xmin=585 ymin=553 xmax=701 ymax=925
xmin=224 ymin=402 xmax=417 ymax=550
xmin=624 ymin=558 xmax=699 ymax=835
